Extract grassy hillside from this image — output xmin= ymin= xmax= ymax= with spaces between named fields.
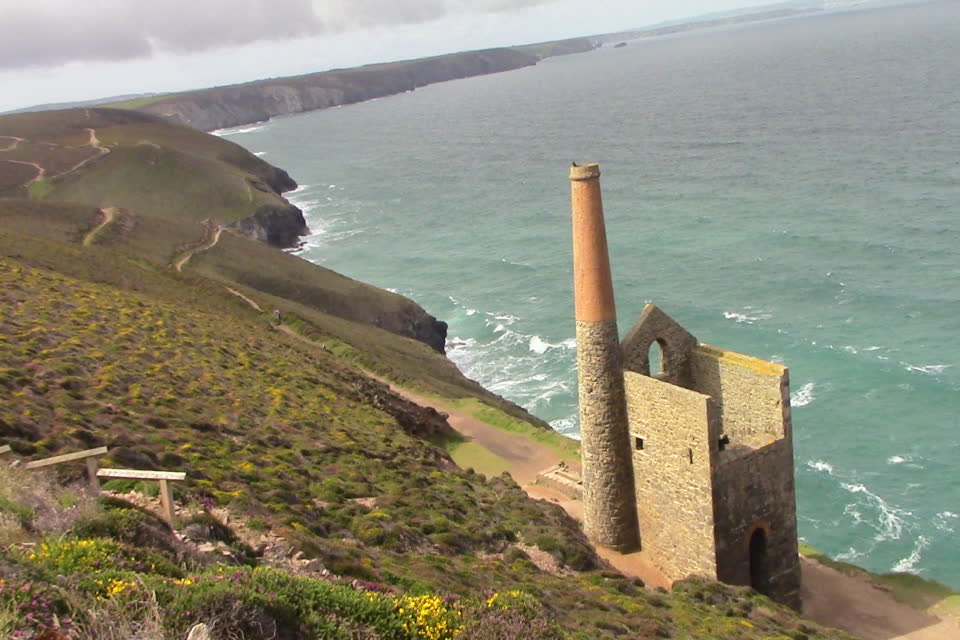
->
xmin=0 ymin=109 xmax=856 ymax=638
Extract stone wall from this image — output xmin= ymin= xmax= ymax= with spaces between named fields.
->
xmin=712 ymin=439 xmax=802 ymax=609
xmin=689 ymin=345 xmax=788 ymax=445
xmin=576 ymin=319 xmax=640 ymax=551
xmin=625 ymin=371 xmax=720 ymax=579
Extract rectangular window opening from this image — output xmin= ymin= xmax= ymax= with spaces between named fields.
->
xmin=634 ymin=437 xmax=644 ymax=451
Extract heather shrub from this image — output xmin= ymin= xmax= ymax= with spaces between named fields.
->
xmin=0 ymin=578 xmax=75 ymax=639
xmin=460 ymin=590 xmax=562 ymax=640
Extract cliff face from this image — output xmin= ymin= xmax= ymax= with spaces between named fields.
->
xmin=232 ymin=203 xmax=309 ymax=249
xmin=142 ymin=48 xmax=540 ymax=131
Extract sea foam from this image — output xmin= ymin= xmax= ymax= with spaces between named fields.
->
xmin=791 ymin=382 xmax=816 ymax=407
xmin=807 ymin=460 xmax=834 ymax=474
xmin=891 ymin=536 xmax=928 ymax=573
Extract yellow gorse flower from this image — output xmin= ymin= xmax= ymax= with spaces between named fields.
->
xmin=394 ymin=594 xmax=464 ymax=640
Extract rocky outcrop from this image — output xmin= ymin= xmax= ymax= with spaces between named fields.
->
xmin=141 ymin=48 xmax=541 ymax=132
xmin=375 ymin=307 xmax=448 ymax=355
xmin=231 ymin=203 xmax=308 ymax=249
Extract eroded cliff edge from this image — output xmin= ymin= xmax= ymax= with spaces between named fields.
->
xmin=136 ymin=42 xmax=594 ymax=132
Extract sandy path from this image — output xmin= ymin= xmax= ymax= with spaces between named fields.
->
xmin=4 ymin=159 xmax=45 ymax=188
xmin=225 ymin=287 xmax=264 ymax=312
xmin=802 ymin=560 xmax=959 ymax=640
xmin=382 ymin=384 xmax=559 ymax=486
xmin=174 ymin=225 xmax=224 ymax=271
xmin=0 ymin=136 xmax=23 ymax=152
xmin=82 ymin=206 xmax=117 ymax=246
xmin=58 ymin=128 xmax=110 ymax=175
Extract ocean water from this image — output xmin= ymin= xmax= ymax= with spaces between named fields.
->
xmin=220 ymin=1 xmax=960 ymax=587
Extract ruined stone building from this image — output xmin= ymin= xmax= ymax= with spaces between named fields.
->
xmin=569 ymin=163 xmax=801 ymax=609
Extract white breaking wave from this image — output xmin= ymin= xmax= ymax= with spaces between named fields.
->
xmin=253 ymin=151 xmax=266 ymax=157
xmin=549 ymin=415 xmax=580 ymax=439
xmin=807 ymin=460 xmax=834 ymax=474
xmin=529 ymin=335 xmax=569 ymax=354
xmin=891 ymin=536 xmax=928 ymax=573
xmin=934 ymin=512 xmax=958 ymax=533
xmin=211 ymin=122 xmax=269 ymax=136
xmin=887 ymin=455 xmax=912 ymax=465
xmin=841 ymin=482 xmax=910 ymax=542
xmin=791 ymin=382 xmax=816 ymax=407
xmin=723 ymin=307 xmax=772 ymax=324
xmin=903 ymin=363 xmax=953 ymax=375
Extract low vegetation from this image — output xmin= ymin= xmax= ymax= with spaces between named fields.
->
xmin=1 ymin=109 xmax=856 ymax=638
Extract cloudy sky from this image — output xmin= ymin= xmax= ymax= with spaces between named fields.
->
xmin=1 ymin=0 xmax=784 ymax=112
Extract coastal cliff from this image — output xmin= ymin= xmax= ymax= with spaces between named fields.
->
xmin=139 ymin=48 xmax=541 ymax=132
xmin=130 ymin=39 xmax=595 ymax=132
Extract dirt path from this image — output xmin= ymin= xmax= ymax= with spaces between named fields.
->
xmin=82 ymin=206 xmax=117 ymax=247
xmin=58 ymin=128 xmax=110 ymax=176
xmin=801 ymin=560 xmax=959 ymax=640
xmin=382 ymin=382 xmax=559 ymax=486
xmin=0 ymin=136 xmax=23 ymax=152
xmin=174 ymin=225 xmax=224 ymax=271
xmin=224 ymin=287 xmax=263 ymax=312
xmin=4 ymin=159 xmax=45 ymax=188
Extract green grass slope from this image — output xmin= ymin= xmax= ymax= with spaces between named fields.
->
xmin=0 ymin=110 xmax=854 ymax=639
xmin=0 ymin=108 xmax=304 ymax=246
xmin=0 ymin=108 xmax=455 ymax=352
xmin=0 ymin=255 xmax=853 ymax=639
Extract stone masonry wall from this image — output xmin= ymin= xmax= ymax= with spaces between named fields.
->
xmin=712 ymin=439 xmax=802 ymax=610
xmin=689 ymin=345 xmax=788 ymax=445
xmin=577 ymin=320 xmax=640 ymax=551
xmin=624 ymin=371 xmax=720 ymax=579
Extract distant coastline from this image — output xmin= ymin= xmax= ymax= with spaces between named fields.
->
xmin=89 ymin=5 xmax=838 ymax=133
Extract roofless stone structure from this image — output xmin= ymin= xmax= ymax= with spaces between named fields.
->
xmin=570 ymin=163 xmax=802 ymax=609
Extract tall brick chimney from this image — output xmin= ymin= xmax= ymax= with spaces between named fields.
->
xmin=570 ymin=163 xmax=639 ymax=552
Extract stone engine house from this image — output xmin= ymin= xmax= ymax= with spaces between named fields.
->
xmin=569 ymin=163 xmax=802 ymax=609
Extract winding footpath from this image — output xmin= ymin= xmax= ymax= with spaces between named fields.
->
xmin=4 ymin=159 xmax=45 ymax=187
xmin=0 ymin=127 xmax=110 ymax=192
xmin=82 ymin=206 xmax=117 ymax=247
xmin=0 ymin=136 xmax=23 ymax=152
xmin=173 ymin=224 xmax=225 ymax=271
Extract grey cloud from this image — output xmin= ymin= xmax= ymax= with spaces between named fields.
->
xmin=0 ymin=0 xmax=559 ymax=70
xmin=0 ymin=0 xmax=324 ymax=70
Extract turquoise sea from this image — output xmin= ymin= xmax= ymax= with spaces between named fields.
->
xmin=220 ymin=1 xmax=960 ymax=587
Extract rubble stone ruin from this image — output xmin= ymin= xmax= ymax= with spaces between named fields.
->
xmin=570 ymin=162 xmax=802 ymax=609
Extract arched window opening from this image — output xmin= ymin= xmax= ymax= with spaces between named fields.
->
xmin=749 ymin=528 xmax=771 ymax=596
xmin=648 ymin=339 xmax=666 ymax=376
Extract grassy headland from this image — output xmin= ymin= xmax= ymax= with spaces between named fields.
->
xmin=0 ymin=108 xmax=860 ymax=638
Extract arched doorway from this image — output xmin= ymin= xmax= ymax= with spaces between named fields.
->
xmin=749 ymin=527 xmax=770 ymax=595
